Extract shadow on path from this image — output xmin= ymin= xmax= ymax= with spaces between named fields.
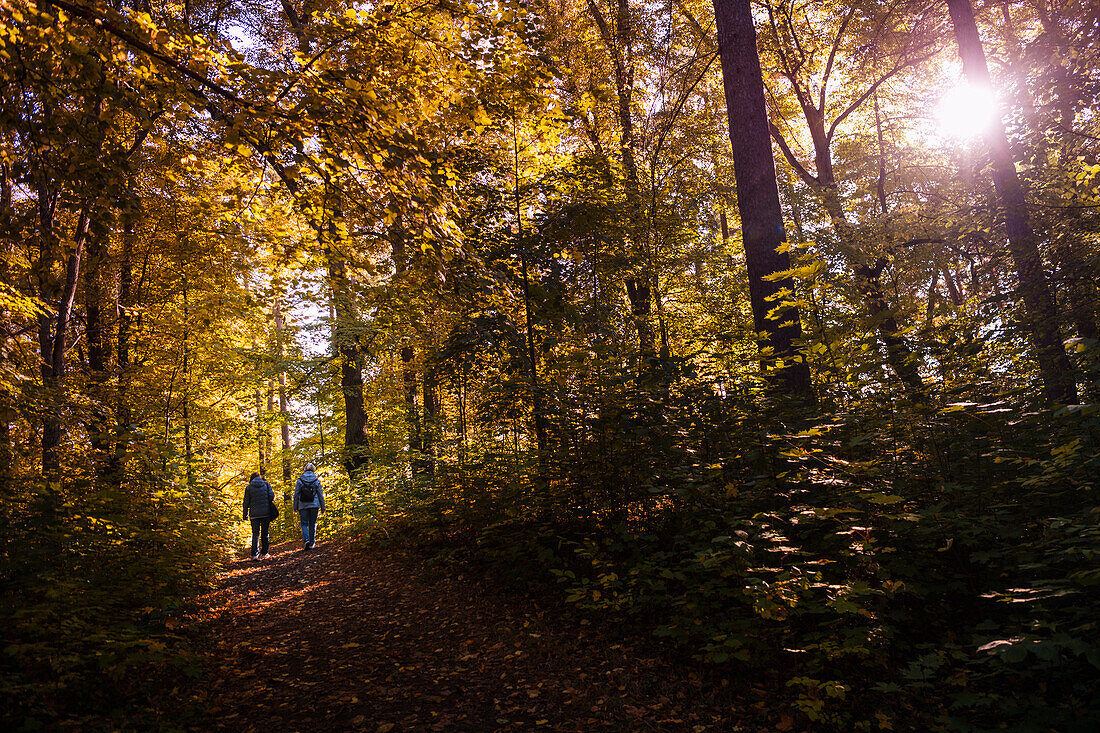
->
xmin=189 ymin=539 xmax=747 ymax=732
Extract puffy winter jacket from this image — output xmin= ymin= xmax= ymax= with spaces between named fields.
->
xmin=243 ymin=477 xmax=275 ymax=520
xmin=294 ymin=470 xmax=325 ymax=512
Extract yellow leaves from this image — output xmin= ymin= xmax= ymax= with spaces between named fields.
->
xmin=472 ymin=106 xmax=492 ymax=131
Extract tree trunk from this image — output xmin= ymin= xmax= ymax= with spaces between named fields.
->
xmin=265 ymin=380 xmax=275 ymax=475
xmin=947 ymin=0 xmax=1077 ymax=403
xmin=401 ymin=344 xmax=422 ymax=466
xmin=421 ymin=362 xmax=437 ymax=478
xmin=392 ymin=230 xmax=423 ymax=472
xmin=279 ymin=1 xmax=371 ymax=474
xmin=712 ymin=0 xmax=813 ymax=397
xmin=273 ymin=295 xmax=293 ymax=486
xmin=0 ymin=163 xmax=13 ymax=480
xmin=322 ymin=218 xmax=370 ymax=477
xmin=84 ymin=225 xmax=114 ymax=479
xmin=255 ymin=384 xmax=265 ymax=470
xmin=585 ymin=0 xmax=656 ymax=363
xmin=113 ymin=217 xmax=135 ymax=488
xmin=38 ymin=200 xmax=92 ymax=478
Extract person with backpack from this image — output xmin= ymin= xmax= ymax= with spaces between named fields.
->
xmin=294 ymin=463 xmax=325 ymax=550
xmin=243 ymin=472 xmax=276 ymax=561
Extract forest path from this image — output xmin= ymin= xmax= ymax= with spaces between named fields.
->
xmin=190 ymin=538 xmax=748 ymax=732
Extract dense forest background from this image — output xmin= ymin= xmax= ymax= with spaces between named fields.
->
xmin=2 ymin=0 xmax=1099 ymax=729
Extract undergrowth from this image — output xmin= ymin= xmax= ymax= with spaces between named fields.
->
xmin=366 ymin=390 xmax=1100 ymax=732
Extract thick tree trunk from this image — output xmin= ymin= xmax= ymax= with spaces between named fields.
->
xmin=280 ymin=2 xmax=371 ymax=475
xmin=712 ymin=0 xmax=813 ymax=397
xmin=322 ymin=219 xmax=370 ymax=477
xmin=947 ymin=0 xmax=1077 ymax=403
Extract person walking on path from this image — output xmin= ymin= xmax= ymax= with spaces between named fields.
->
xmin=294 ymin=463 xmax=325 ymax=550
xmin=243 ymin=472 xmax=275 ymax=560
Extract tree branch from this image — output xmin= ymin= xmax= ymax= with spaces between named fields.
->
xmin=769 ymin=122 xmax=818 ymax=187
xmin=47 ymin=0 xmax=257 ymax=110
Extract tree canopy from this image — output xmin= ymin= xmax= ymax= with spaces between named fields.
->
xmin=2 ymin=0 xmax=1099 ymax=728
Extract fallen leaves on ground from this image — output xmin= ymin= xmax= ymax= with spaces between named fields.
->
xmin=180 ymin=540 xmax=763 ymax=731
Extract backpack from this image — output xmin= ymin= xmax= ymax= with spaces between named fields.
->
xmin=299 ymin=482 xmax=316 ymax=503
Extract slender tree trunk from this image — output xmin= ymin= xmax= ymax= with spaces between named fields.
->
xmin=255 ymin=383 xmax=265 ymax=470
xmin=926 ymin=270 xmax=940 ymax=323
xmin=84 ymin=224 xmax=114 ymax=479
xmin=265 ymin=380 xmax=275 ymax=475
xmin=712 ymin=0 xmax=813 ymax=397
xmin=941 ymin=262 xmax=963 ymax=306
xmin=392 ymin=230 xmax=423 ymax=472
xmin=803 ymin=107 xmax=925 ymax=394
xmin=585 ymin=0 xmax=656 ymax=363
xmin=947 ymin=0 xmax=1077 ymax=403
xmin=0 ymin=163 xmax=13 ymax=480
xmin=401 ymin=344 xmax=422 ymax=467
xmin=422 ymin=362 xmax=437 ymax=478
xmin=181 ymin=321 xmax=194 ymax=488
xmin=39 ymin=201 xmax=92 ymax=478
xmin=113 ymin=217 xmax=135 ymax=487
xmin=273 ymin=295 xmax=292 ymax=486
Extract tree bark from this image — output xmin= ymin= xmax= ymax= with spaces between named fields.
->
xmin=392 ymin=229 xmax=423 ymax=472
xmin=38 ymin=198 xmax=92 ymax=478
xmin=113 ymin=217 xmax=135 ymax=487
xmin=0 ymin=163 xmax=13 ymax=480
xmin=421 ymin=361 xmax=437 ymax=478
xmin=279 ymin=0 xmax=372 ymax=475
xmin=322 ymin=218 xmax=371 ymax=477
xmin=84 ymin=224 xmax=114 ymax=479
xmin=712 ymin=0 xmax=813 ymax=397
xmin=273 ymin=295 xmax=293 ymax=486
xmin=947 ymin=0 xmax=1077 ymax=403
xmin=584 ymin=0 xmax=656 ymax=363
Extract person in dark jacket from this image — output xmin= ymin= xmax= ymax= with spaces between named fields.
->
xmin=243 ymin=472 xmax=275 ymax=560
xmin=293 ymin=463 xmax=325 ymax=550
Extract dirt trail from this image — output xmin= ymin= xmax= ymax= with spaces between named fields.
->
xmin=191 ymin=539 xmax=747 ymax=732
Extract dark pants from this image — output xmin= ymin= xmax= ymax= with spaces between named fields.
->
xmin=299 ymin=507 xmax=319 ymax=545
xmin=250 ymin=517 xmax=271 ymax=557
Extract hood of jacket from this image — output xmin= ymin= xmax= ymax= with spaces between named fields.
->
xmin=249 ymin=476 xmax=269 ymax=490
xmin=299 ymin=470 xmax=320 ymax=488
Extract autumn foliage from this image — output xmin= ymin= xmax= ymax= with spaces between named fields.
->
xmin=1 ymin=0 xmax=1099 ymax=729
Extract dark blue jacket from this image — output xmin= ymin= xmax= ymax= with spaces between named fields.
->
xmin=243 ymin=477 xmax=275 ymax=520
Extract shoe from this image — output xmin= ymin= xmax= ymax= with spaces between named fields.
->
xmin=308 ymin=541 xmax=316 ymax=550
xmin=261 ymin=553 xmax=271 ymax=559
xmin=303 ymin=543 xmax=310 ymax=551
xmin=251 ymin=555 xmax=259 ymax=561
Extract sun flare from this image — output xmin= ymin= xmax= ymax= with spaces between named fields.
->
xmin=935 ymin=83 xmax=999 ymax=140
